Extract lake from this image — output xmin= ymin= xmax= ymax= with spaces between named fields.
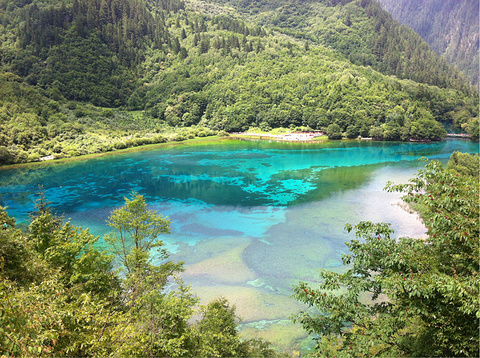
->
xmin=0 ymin=138 xmax=477 ymax=351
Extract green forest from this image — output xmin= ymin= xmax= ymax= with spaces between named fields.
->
xmin=0 ymin=0 xmax=478 ymax=166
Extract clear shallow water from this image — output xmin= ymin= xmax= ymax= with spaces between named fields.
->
xmin=0 ymin=139 xmax=478 ymax=349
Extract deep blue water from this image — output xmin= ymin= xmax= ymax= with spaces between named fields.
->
xmin=0 ymin=138 xmax=477 ymax=347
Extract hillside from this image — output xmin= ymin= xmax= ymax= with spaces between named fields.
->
xmin=378 ymin=0 xmax=479 ymax=87
xmin=200 ymin=0 xmax=474 ymax=92
xmin=0 ymin=0 xmax=478 ymax=166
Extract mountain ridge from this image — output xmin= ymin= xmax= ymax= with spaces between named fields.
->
xmin=195 ymin=0 xmax=474 ymax=92
xmin=377 ymin=0 xmax=479 ymax=86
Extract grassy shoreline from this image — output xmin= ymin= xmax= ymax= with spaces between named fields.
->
xmin=0 ymin=127 xmax=346 ymax=171
xmin=0 ymin=136 xmax=228 ymax=171
xmin=2 ymin=129 xmax=474 ymax=171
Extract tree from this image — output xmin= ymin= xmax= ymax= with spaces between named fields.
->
xmin=293 ymin=157 xmax=479 ymax=357
xmin=447 ymin=151 xmax=479 ymax=177
xmin=326 ymin=123 xmax=343 ymax=140
xmin=383 ymin=121 xmax=402 ymax=140
xmin=1 ymin=192 xmax=118 ymax=356
xmin=462 ymin=117 xmax=479 ymax=140
xmin=1 ymin=192 xmax=278 ymax=357
xmin=103 ymin=193 xmax=198 ymax=356
xmin=28 ymin=189 xmax=115 ymax=298
xmin=409 ymin=118 xmax=446 ymax=140
xmin=0 ymin=206 xmax=40 ymax=286
xmin=192 ymin=298 xmax=243 ymax=357
xmin=0 ymin=273 xmax=118 ymax=357
xmin=28 ymin=189 xmax=63 ymax=256
xmin=105 ymin=191 xmax=183 ymax=296
xmin=0 ymin=146 xmax=13 ymax=165
xmin=343 ymin=10 xmax=352 ymax=27
xmin=105 ymin=193 xmax=170 ymax=268
xmin=127 ymin=91 xmax=143 ymax=110
xmin=193 ymin=298 xmax=277 ymax=357
xmin=345 ymin=125 xmax=359 ymax=139
xmin=369 ymin=125 xmax=384 ymax=139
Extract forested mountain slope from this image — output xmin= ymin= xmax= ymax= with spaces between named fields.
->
xmin=378 ymin=0 xmax=479 ymax=87
xmin=200 ymin=0 xmax=473 ymax=93
xmin=0 ymin=0 xmax=478 ymax=165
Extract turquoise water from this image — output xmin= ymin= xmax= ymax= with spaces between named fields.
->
xmin=0 ymin=138 xmax=478 ymax=348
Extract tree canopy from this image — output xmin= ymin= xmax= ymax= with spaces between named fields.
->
xmin=0 ymin=192 xmax=276 ymax=356
xmin=293 ymin=154 xmax=479 ymax=357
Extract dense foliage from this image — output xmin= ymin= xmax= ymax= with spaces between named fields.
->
xmin=293 ymin=153 xmax=479 ymax=357
xmin=1 ymin=0 xmax=186 ymax=106
xmin=207 ymin=0 xmax=474 ymax=93
xmin=378 ymin=0 xmax=479 ymax=87
xmin=0 ymin=70 xmax=219 ymax=165
xmin=0 ymin=192 xmax=276 ymax=356
xmin=0 ymin=0 xmax=478 ymax=167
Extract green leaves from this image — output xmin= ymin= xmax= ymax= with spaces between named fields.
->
xmin=294 ymin=156 xmax=480 ymax=357
xmin=1 ymin=190 xmax=277 ymax=356
xmin=105 ymin=192 xmax=172 ymax=276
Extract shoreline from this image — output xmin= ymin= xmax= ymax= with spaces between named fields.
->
xmin=0 ymin=133 xmax=475 ymax=171
xmin=0 ymin=136 xmax=228 ymax=171
xmin=230 ymin=136 xmax=328 ymax=143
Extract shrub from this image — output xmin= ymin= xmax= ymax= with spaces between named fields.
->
xmin=28 ymin=153 xmax=41 ymax=162
xmin=152 ymin=135 xmax=167 ymax=143
xmin=114 ymin=141 xmax=127 ymax=149
xmin=0 ymin=146 xmax=13 ymax=165
xmin=326 ymin=123 xmax=342 ymax=140
xmin=101 ymin=109 xmax=115 ymax=118
xmin=74 ymin=108 xmax=87 ymax=118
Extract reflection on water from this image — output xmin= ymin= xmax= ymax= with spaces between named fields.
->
xmin=0 ymin=139 xmax=478 ymax=350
